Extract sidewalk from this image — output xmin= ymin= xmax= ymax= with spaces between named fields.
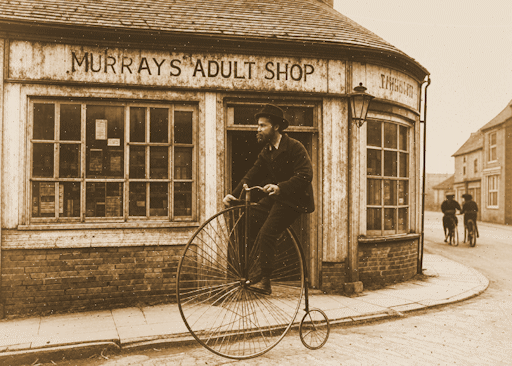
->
xmin=0 ymin=254 xmax=489 ymax=365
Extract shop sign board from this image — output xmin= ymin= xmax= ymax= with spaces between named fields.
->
xmin=352 ymin=63 xmax=420 ymax=110
xmin=8 ymin=40 xmax=333 ymax=93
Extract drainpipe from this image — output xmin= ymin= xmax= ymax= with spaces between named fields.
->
xmin=419 ymin=76 xmax=431 ymax=274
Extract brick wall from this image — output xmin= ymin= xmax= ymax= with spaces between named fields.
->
xmin=1 ymin=246 xmax=184 ymax=318
xmin=358 ymin=238 xmax=418 ymax=287
xmin=321 ymin=261 xmax=346 ymax=293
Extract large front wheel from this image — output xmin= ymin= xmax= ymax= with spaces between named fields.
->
xmin=176 ymin=205 xmax=305 ymax=359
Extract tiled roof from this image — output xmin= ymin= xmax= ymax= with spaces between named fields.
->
xmin=0 ymin=0 xmax=422 ymax=66
xmin=433 ymin=175 xmax=454 ymax=190
xmin=480 ymin=99 xmax=512 ymax=131
xmin=452 ymin=131 xmax=483 ymax=157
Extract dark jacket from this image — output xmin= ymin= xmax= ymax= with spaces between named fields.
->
xmin=441 ymin=199 xmax=461 ymax=215
xmin=461 ymin=201 xmax=478 ymax=214
xmin=232 ymin=134 xmax=315 ymax=213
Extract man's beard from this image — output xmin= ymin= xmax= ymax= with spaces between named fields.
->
xmin=257 ymin=132 xmax=271 ymax=144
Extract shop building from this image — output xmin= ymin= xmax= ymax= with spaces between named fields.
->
xmin=0 ymin=0 xmax=429 ymax=318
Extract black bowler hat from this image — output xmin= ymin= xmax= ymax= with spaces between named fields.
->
xmin=254 ymin=104 xmax=289 ymax=130
xmin=446 ymin=194 xmax=455 ymax=199
xmin=462 ymin=194 xmax=473 ymax=200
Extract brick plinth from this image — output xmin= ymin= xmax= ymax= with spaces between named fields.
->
xmin=1 ymin=246 xmax=184 ymax=319
xmin=358 ymin=237 xmax=419 ymax=287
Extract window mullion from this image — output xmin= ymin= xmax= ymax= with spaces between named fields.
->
xmin=80 ymin=104 xmax=86 ymax=222
xmin=124 ymin=106 xmax=130 ymax=221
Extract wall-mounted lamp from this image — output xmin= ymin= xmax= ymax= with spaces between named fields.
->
xmin=349 ymin=82 xmax=375 ymax=127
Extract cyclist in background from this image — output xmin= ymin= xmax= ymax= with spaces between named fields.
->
xmin=441 ymin=194 xmax=461 ymax=242
xmin=461 ymin=193 xmax=479 ymax=238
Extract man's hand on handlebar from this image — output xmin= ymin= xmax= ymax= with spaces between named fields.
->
xmin=223 ymin=184 xmax=280 ymax=207
xmin=223 ymin=194 xmax=237 ymax=207
xmin=263 ymin=184 xmax=280 ymax=196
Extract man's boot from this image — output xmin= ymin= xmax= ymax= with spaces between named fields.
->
xmin=251 ymin=277 xmax=272 ymax=295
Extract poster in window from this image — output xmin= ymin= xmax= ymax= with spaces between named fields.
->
xmin=109 ymin=150 xmax=123 ymax=174
xmin=89 ymin=149 xmax=103 ymax=173
xmin=95 ymin=119 xmax=107 ymax=140
xmin=39 ymin=182 xmax=55 ymax=214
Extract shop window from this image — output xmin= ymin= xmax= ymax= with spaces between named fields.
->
xmin=487 ymin=175 xmax=498 ymax=208
xmin=30 ymin=101 xmax=196 ymax=223
xmin=367 ymin=121 xmax=409 ymax=235
xmin=489 ymin=132 xmax=497 ymax=162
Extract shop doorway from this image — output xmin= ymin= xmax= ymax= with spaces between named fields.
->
xmin=229 ymin=130 xmax=313 ymax=284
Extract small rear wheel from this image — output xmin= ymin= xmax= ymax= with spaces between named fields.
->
xmin=299 ymin=308 xmax=330 ymax=350
xmin=468 ymin=220 xmax=477 ymax=247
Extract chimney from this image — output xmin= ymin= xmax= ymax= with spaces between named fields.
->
xmin=318 ymin=0 xmax=334 ymax=7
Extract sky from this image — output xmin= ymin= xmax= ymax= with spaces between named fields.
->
xmin=333 ymin=0 xmax=512 ymax=174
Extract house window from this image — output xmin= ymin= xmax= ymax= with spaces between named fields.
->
xmin=474 ymin=159 xmax=478 ymax=173
xmin=367 ymin=121 xmax=409 ymax=235
xmin=463 ymin=166 xmax=466 ymax=175
xmin=30 ymin=101 xmax=197 ymax=223
xmin=487 ymin=175 xmax=498 ymax=207
xmin=489 ymin=132 xmax=497 ymax=162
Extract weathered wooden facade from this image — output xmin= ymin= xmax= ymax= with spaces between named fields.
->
xmin=0 ymin=0 xmax=429 ymax=318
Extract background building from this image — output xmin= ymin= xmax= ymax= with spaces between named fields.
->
xmin=0 ymin=0 xmax=429 ymax=318
xmin=449 ymin=99 xmax=512 ymax=225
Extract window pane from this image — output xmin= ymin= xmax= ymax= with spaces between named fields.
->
xmin=33 ymin=143 xmax=54 ymax=178
xmin=367 ymin=179 xmax=381 ymax=205
xmin=367 ymin=208 xmax=381 ymax=230
xmin=234 ymin=105 xmax=260 ymax=125
xmin=106 ymin=183 xmax=123 ymax=217
xmin=150 ymin=182 xmax=168 ymax=216
xmin=367 ymin=149 xmax=381 ymax=176
xmin=399 ymin=152 xmax=408 ymax=177
xmin=86 ymin=105 xmax=125 ymax=178
xmin=399 ymin=125 xmax=408 ymax=151
xmin=398 ymin=208 xmax=408 ymax=232
xmin=175 ymin=147 xmax=193 ymax=180
xmin=384 ymin=123 xmax=397 ymax=149
xmin=60 ymin=182 xmax=80 ymax=217
xmin=60 ymin=104 xmax=81 ymax=141
xmin=384 ymin=151 xmax=397 ymax=177
xmin=174 ymin=182 xmax=192 ymax=217
xmin=86 ymin=182 xmax=105 ymax=217
xmin=367 ymin=121 xmax=381 ymax=147
xmin=59 ymin=144 xmax=80 ymax=178
xmin=129 ymin=182 xmax=146 ymax=216
xmin=86 ymin=182 xmax=123 ymax=217
xmin=384 ymin=208 xmax=396 ymax=230
xmin=150 ymin=146 xmax=169 ymax=179
xmin=384 ymin=180 xmax=397 ymax=205
xmin=174 ymin=111 xmax=193 ymax=144
xmin=281 ymin=106 xmax=314 ymax=127
xmin=130 ymin=107 xmax=146 ymax=142
xmin=32 ymin=182 xmax=55 ymax=217
xmin=150 ymin=108 xmax=168 ymax=143
xmin=33 ymin=104 xmax=55 ymax=140
xmin=398 ymin=180 xmax=409 ymax=205
xmin=129 ymin=146 xmax=146 ymax=179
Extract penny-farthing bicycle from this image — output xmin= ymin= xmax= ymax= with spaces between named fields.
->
xmin=176 ymin=185 xmax=330 ymax=359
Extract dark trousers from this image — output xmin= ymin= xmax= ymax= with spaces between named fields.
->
xmin=250 ymin=197 xmax=301 ymax=277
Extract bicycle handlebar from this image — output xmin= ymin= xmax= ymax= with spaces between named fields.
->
xmin=243 ymin=184 xmax=266 ymax=192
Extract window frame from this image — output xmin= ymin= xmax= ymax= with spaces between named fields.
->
xmin=366 ymin=119 xmax=411 ymax=236
xmin=487 ymin=174 xmax=498 ymax=208
xmin=488 ymin=132 xmax=497 ymax=162
xmin=28 ymin=99 xmax=198 ymax=225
